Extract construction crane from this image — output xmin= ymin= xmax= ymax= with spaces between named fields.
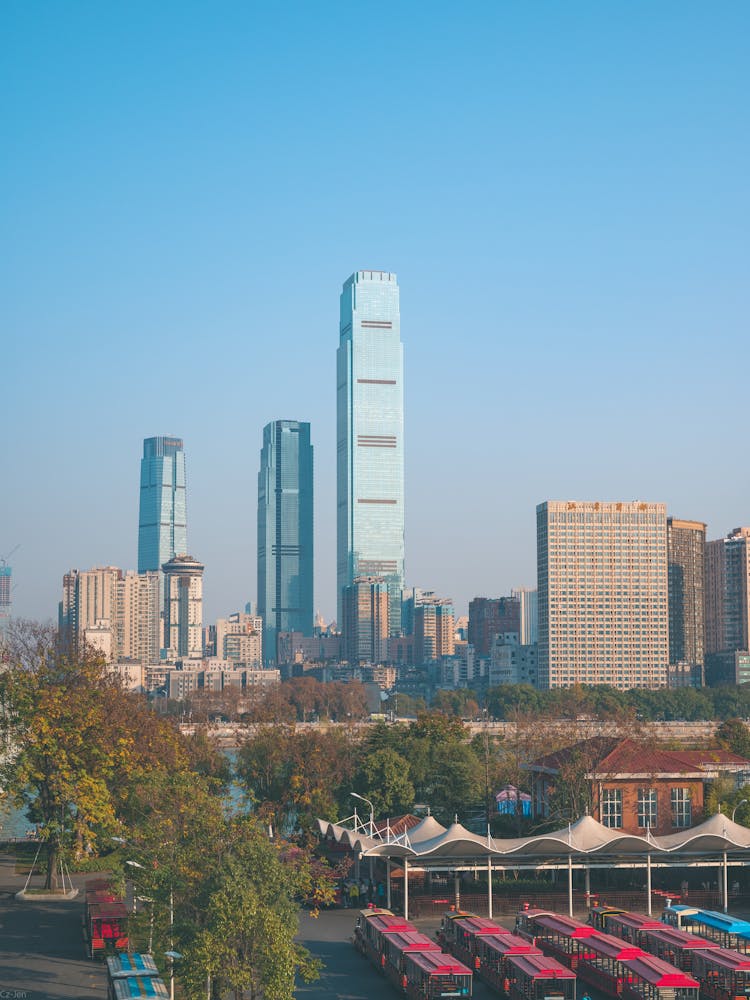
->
xmin=0 ymin=545 xmax=19 ymax=569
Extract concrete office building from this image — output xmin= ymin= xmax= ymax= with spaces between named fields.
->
xmin=414 ymin=595 xmax=455 ymax=663
xmin=257 ymin=420 xmax=313 ymax=662
xmin=537 ymin=500 xmax=669 ymax=690
xmin=337 ymin=271 xmax=404 ymax=634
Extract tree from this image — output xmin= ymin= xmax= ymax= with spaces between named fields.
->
xmin=185 ymin=824 xmax=322 ymax=1000
xmin=716 ymin=719 xmax=750 ymax=759
xmin=0 ymin=624 xmax=126 ymax=888
xmin=353 ymin=748 xmax=415 ymax=818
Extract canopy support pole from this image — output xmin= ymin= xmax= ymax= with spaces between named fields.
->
xmin=584 ymin=865 xmax=591 ymax=909
xmin=567 ymin=853 xmax=573 ymax=917
xmin=454 ymin=872 xmax=460 ymax=912
xmin=488 ymin=856 xmax=493 ymax=919
xmin=404 ymin=858 xmax=409 ymax=920
xmin=646 ymin=853 xmax=652 ymax=915
xmin=386 ymin=859 xmax=391 ymax=910
xmin=723 ymin=850 xmax=728 ymax=913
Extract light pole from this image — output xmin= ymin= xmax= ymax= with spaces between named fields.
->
xmin=351 ymin=792 xmax=375 ymax=836
xmin=351 ymin=792 xmax=375 ymax=886
xmin=120 ymin=849 xmax=176 ymax=1000
xmin=733 ymin=800 xmax=748 ymax=822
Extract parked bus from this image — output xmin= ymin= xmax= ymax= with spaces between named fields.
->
xmin=637 ymin=925 xmax=719 ymax=973
xmin=619 ymin=953 xmax=700 ymax=1000
xmin=692 ymin=947 xmax=750 ymax=1000
xmin=474 ymin=934 xmax=544 ymax=990
xmin=504 ymin=952 xmax=576 ymax=1000
xmin=401 ymin=949 xmax=472 ymax=999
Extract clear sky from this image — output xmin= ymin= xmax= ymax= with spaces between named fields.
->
xmin=3 ymin=1 xmax=748 ymax=626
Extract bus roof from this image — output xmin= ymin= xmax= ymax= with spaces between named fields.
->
xmin=586 ymin=933 xmax=644 ymax=961
xmin=455 ymin=915 xmax=508 ymax=936
xmin=403 ymin=950 xmax=472 ymax=975
xmin=364 ymin=913 xmax=416 ymax=934
xmin=692 ymin=910 xmax=750 ymax=935
xmin=111 ymin=976 xmax=168 ymax=1000
xmin=385 ymin=931 xmax=440 ymax=952
xmin=643 ymin=926 xmax=720 ymax=950
xmin=624 ymin=953 xmax=699 ymax=988
xmin=608 ymin=912 xmax=664 ymax=932
xmin=534 ymin=914 xmax=600 ymax=938
xmin=479 ymin=934 xmax=542 ymax=957
xmin=106 ymin=954 xmax=159 ymax=978
xmin=695 ymin=949 xmax=750 ymax=972
xmin=508 ymin=952 xmax=576 ymax=980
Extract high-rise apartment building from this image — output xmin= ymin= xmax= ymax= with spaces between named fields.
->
xmin=60 ymin=567 xmax=160 ymax=664
xmin=0 ymin=563 xmax=12 ymax=635
xmin=60 ymin=566 xmax=121 ymax=655
xmin=468 ymin=597 xmax=520 ymax=658
xmin=337 ymin=271 xmax=404 ymax=634
xmin=119 ymin=571 xmax=161 ymax=664
xmin=215 ymin=612 xmax=263 ymax=667
xmin=537 ymin=501 xmax=669 ymax=690
xmin=163 ymin=555 xmax=204 ymax=659
xmin=704 ymin=527 xmax=750 ymax=685
xmin=257 ymin=420 xmax=313 ymax=662
xmin=138 ymin=437 xmax=187 ymax=574
xmin=667 ymin=518 xmax=706 ymax=675
xmin=413 ymin=595 xmax=455 ymax=663
xmin=342 ymin=576 xmax=389 ymax=665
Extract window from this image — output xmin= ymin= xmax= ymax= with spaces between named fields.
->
xmin=671 ymin=787 xmax=692 ymax=828
xmin=602 ymin=788 xmax=622 ymax=828
xmin=638 ymin=788 xmax=658 ymax=829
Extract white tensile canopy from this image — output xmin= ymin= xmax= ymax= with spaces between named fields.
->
xmin=316 ymin=812 xmax=750 ymax=920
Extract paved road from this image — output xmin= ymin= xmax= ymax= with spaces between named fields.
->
xmin=0 ymin=854 xmax=106 ymax=999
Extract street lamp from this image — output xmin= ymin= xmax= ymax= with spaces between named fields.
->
xmin=351 ymin=792 xmax=375 ymax=836
xmin=123 ymin=855 xmax=175 ymax=1000
xmin=733 ymin=800 xmax=748 ymax=822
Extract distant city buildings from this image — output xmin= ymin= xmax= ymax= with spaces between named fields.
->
xmin=215 ymin=611 xmax=262 ymax=668
xmin=667 ymin=518 xmax=706 ymax=684
xmin=704 ymin=527 xmax=750 ymax=685
xmin=413 ymin=594 xmax=455 ymax=663
xmin=163 ymin=555 xmax=204 ymax=659
xmin=0 ymin=561 xmax=12 ymax=635
xmin=537 ymin=500 xmax=669 ymax=690
xmin=468 ymin=596 xmax=520 ymax=658
xmin=138 ymin=437 xmax=187 ymax=593
xmin=337 ymin=270 xmax=404 ymax=634
xmin=342 ymin=576 xmax=389 ymax=665
xmin=257 ymin=420 xmax=314 ymax=662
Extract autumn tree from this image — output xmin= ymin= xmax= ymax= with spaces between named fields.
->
xmin=0 ymin=623 xmax=128 ymax=888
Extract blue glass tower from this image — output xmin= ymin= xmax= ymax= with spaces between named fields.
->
xmin=137 ymin=436 xmax=188 ymax=574
xmin=337 ymin=271 xmax=404 ymax=633
xmin=257 ymin=420 xmax=314 ymax=662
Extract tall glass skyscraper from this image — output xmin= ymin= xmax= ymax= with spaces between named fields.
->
xmin=337 ymin=271 xmax=404 ymax=632
xmin=257 ymin=420 xmax=314 ymax=662
xmin=137 ymin=436 xmax=188 ymax=574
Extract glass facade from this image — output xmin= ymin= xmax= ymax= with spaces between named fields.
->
xmin=257 ymin=420 xmax=314 ymax=662
xmin=337 ymin=271 xmax=404 ymax=632
xmin=138 ymin=437 xmax=187 ymax=574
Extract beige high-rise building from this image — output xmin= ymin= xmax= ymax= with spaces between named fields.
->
xmin=537 ymin=501 xmax=669 ymax=690
xmin=342 ymin=576 xmax=389 ymax=664
xmin=60 ymin=567 xmax=161 ymax=665
xmin=59 ymin=566 xmax=122 ymax=656
xmin=163 ymin=555 xmax=204 ymax=660
xmin=119 ymin=571 xmax=160 ymax=664
xmin=414 ymin=596 xmax=455 ymax=663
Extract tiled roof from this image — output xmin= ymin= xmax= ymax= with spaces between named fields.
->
xmin=530 ymin=737 xmax=750 ymax=778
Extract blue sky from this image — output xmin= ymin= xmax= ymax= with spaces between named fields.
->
xmin=3 ymin=1 xmax=748 ymax=625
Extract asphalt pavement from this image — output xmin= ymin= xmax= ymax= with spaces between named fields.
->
xmin=0 ymin=853 xmax=106 ymax=999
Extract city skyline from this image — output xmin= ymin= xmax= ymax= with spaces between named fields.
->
xmin=3 ymin=4 xmax=748 ymax=625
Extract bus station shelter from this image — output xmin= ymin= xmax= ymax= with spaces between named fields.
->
xmin=317 ymin=812 xmax=750 ymax=920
